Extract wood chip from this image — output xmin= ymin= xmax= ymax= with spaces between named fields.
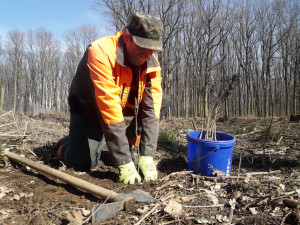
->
xmin=0 ymin=186 xmax=13 ymax=198
xmin=283 ymin=199 xmax=300 ymax=208
xmin=136 ymin=205 xmax=149 ymax=215
xmin=249 ymin=207 xmax=258 ymax=215
xmin=80 ymin=208 xmax=90 ymax=217
xmin=0 ymin=209 xmax=15 ymax=219
xmin=164 ymin=199 xmax=183 ymax=217
xmin=267 ymin=200 xmax=285 ymax=209
xmin=207 ymin=193 xmax=219 ymax=205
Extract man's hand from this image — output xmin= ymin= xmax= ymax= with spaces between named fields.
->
xmin=118 ymin=161 xmax=141 ymax=184
xmin=138 ymin=156 xmax=158 ymax=182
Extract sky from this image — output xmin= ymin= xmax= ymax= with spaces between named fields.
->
xmin=0 ymin=0 xmax=111 ymax=41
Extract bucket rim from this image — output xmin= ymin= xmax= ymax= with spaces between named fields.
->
xmin=186 ymin=131 xmax=235 ymax=147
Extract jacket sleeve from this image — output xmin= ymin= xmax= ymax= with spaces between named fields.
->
xmin=87 ymin=42 xmax=132 ymax=166
xmin=139 ymin=70 xmax=163 ymax=157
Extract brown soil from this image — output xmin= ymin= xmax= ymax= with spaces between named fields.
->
xmin=0 ymin=112 xmax=299 ymax=225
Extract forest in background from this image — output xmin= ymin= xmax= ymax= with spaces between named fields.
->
xmin=0 ymin=0 xmax=299 ymax=118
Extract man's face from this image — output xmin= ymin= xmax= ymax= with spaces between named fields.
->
xmin=124 ymin=33 xmax=154 ymax=66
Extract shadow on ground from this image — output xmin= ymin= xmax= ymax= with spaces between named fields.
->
xmin=157 ymin=141 xmax=188 ymax=174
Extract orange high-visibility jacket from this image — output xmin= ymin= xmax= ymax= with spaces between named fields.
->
xmin=68 ymin=31 xmax=163 ymax=165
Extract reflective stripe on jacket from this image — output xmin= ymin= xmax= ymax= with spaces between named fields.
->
xmin=68 ymin=31 xmax=162 ymax=165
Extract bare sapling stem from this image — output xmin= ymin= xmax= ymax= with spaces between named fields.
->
xmin=203 ymin=74 xmax=240 ymax=141
xmin=199 ymin=122 xmax=203 ymax=139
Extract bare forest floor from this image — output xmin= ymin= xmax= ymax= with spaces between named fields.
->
xmin=0 ymin=111 xmax=299 ymax=225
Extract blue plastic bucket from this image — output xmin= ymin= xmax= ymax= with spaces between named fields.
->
xmin=186 ymin=131 xmax=235 ymax=176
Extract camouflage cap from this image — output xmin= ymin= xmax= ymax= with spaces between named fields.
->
xmin=127 ymin=11 xmax=163 ymax=51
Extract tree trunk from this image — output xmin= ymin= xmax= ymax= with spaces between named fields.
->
xmin=0 ymin=87 xmax=4 ymax=111
xmin=13 ymin=59 xmax=18 ymax=114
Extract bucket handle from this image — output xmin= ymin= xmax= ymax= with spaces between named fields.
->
xmin=188 ymin=145 xmax=219 ymax=163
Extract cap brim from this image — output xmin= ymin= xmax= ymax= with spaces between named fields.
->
xmin=132 ymin=35 xmax=163 ymax=51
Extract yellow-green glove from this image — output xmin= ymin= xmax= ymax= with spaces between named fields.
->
xmin=118 ymin=161 xmax=141 ymax=184
xmin=138 ymin=156 xmax=158 ymax=182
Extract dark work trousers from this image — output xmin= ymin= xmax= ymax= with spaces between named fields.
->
xmin=60 ymin=94 xmax=170 ymax=171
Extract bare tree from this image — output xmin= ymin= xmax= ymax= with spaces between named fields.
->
xmin=94 ymin=0 xmax=137 ymax=32
xmin=155 ymin=0 xmax=184 ymax=97
xmin=25 ymin=30 xmax=39 ymax=114
xmin=231 ymin=0 xmax=258 ymax=117
xmin=24 ymin=28 xmax=61 ymax=114
xmin=197 ymin=0 xmax=231 ymax=117
xmin=64 ymin=25 xmax=98 ymax=59
xmin=63 ymin=25 xmax=99 ymax=87
xmin=6 ymin=29 xmax=25 ymax=113
xmin=181 ymin=0 xmax=200 ymax=117
xmin=290 ymin=24 xmax=300 ymax=115
xmin=255 ymin=0 xmax=291 ymax=117
xmin=0 ymin=37 xmax=5 ymax=111
xmin=276 ymin=0 xmax=299 ymax=116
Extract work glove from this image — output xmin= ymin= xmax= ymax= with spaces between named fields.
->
xmin=138 ymin=156 xmax=158 ymax=182
xmin=118 ymin=161 xmax=141 ymax=184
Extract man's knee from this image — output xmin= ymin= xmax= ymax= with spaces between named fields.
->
xmin=60 ymin=142 xmax=92 ymax=171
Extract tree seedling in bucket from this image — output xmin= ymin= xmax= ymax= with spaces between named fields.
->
xmin=187 ymin=74 xmax=240 ymax=177
xmin=202 ymin=74 xmax=240 ymax=141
